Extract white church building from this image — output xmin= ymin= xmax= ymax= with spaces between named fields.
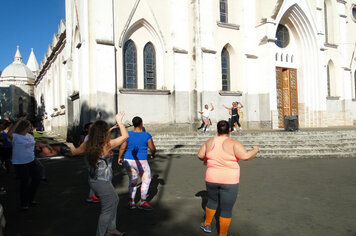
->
xmin=33 ymin=0 xmax=356 ymax=136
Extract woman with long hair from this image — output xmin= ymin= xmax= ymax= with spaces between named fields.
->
xmin=197 ymin=120 xmax=259 ymax=236
xmin=66 ymin=113 xmax=128 ymax=236
xmin=7 ymin=117 xmax=41 ymax=210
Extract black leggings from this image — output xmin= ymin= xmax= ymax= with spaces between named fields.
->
xmin=14 ymin=161 xmax=41 ymax=207
xmin=206 ymin=182 xmax=239 ymax=218
xmin=231 ymin=115 xmax=241 ymax=127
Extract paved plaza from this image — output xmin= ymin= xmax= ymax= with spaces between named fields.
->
xmin=0 ymin=154 xmax=355 ymax=236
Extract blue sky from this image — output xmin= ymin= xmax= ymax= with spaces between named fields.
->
xmin=0 ymin=0 xmax=65 ymax=71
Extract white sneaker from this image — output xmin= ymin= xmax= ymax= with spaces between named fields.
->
xmin=239 ymin=127 xmax=242 ymax=131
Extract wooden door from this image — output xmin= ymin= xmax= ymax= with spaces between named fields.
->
xmin=276 ymin=67 xmax=298 ymax=128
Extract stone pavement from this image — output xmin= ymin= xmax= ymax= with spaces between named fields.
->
xmin=0 ymin=154 xmax=355 ymax=236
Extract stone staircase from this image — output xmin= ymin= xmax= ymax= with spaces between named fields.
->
xmin=152 ymin=129 xmax=356 ymax=159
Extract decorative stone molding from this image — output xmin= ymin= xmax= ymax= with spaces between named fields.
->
xmin=339 ymin=14 xmax=347 ymax=18
xmin=96 ymin=39 xmax=115 ymax=46
xmin=173 ymin=48 xmax=188 ymax=54
xmin=324 ymin=43 xmax=338 ymax=49
xmin=219 ymin=91 xmax=243 ymax=96
xmin=352 ymin=99 xmax=356 ymax=102
xmin=119 ymin=89 xmax=171 ymax=95
xmin=326 ymin=96 xmax=340 ymax=100
xmin=201 ymin=48 xmax=217 ymax=54
xmin=342 ymin=67 xmax=351 ymax=71
xmin=70 ymin=91 xmax=80 ymax=101
xmin=216 ymin=22 xmax=240 ymax=30
xmin=245 ymin=54 xmax=258 ymax=59
xmin=316 ymin=7 xmax=322 ymax=11
xmin=259 ymin=36 xmax=277 ymax=46
xmin=60 ymin=105 xmax=66 ymax=115
xmin=337 ymin=0 xmax=347 ymax=4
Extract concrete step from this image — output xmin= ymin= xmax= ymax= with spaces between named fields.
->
xmin=151 ymin=130 xmax=356 ymax=158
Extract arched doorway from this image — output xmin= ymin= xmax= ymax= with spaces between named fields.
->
xmin=274 ymin=3 xmax=319 ymax=128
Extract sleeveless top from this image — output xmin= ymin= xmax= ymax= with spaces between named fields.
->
xmin=205 ymin=136 xmax=240 ymax=184
xmin=88 ymin=151 xmax=113 ymax=182
xmin=231 ymin=107 xmax=238 ymax=116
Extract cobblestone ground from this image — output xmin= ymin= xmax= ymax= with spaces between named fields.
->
xmin=0 ymin=155 xmax=355 ymax=236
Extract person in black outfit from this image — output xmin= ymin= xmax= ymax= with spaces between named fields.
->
xmin=223 ymin=102 xmax=243 ymax=131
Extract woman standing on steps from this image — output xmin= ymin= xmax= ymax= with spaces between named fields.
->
xmin=66 ymin=113 xmax=128 ymax=236
xmin=197 ymin=120 xmax=259 ymax=236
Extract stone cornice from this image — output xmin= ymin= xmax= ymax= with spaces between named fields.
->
xmin=119 ymin=89 xmax=171 ymax=95
xmin=219 ymin=91 xmax=243 ymax=96
xmin=201 ymin=48 xmax=217 ymax=54
xmin=173 ymin=48 xmax=188 ymax=54
xmin=326 ymin=96 xmax=340 ymax=100
xmin=216 ymin=21 xmax=240 ymax=30
xmin=245 ymin=54 xmax=258 ymax=59
xmin=96 ymin=39 xmax=115 ymax=46
xmin=70 ymin=92 xmax=80 ymax=101
xmin=324 ymin=43 xmax=338 ymax=49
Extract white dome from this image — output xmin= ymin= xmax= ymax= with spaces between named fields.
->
xmin=0 ymin=46 xmax=35 ymax=80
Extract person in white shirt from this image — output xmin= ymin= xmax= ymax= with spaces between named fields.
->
xmin=198 ymin=103 xmax=214 ymax=133
xmin=7 ymin=118 xmax=41 ymax=210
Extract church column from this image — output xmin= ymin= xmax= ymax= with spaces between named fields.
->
xmin=89 ymin=0 xmax=116 ymax=123
xmin=198 ymin=0 xmax=217 ymax=119
xmin=171 ymin=0 xmax=192 ymax=123
xmin=242 ymin=0 xmax=264 ymax=129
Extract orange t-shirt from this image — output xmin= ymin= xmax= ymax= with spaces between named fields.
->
xmin=205 ymin=136 xmax=240 ymax=184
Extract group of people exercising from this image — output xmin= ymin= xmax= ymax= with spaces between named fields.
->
xmin=198 ymin=101 xmax=244 ymax=133
xmin=2 ymin=99 xmax=258 ymax=236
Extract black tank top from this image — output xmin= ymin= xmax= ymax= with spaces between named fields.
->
xmin=232 ymin=107 xmax=238 ymax=116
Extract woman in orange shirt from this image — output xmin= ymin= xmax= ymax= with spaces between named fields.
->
xmin=197 ymin=120 xmax=259 ymax=236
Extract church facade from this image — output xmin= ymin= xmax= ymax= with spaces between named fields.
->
xmin=34 ymin=0 xmax=356 ymax=135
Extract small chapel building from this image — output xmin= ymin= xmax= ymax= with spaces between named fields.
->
xmin=0 ymin=46 xmax=38 ymax=121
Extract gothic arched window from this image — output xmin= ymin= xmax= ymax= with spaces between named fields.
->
xmin=327 ymin=60 xmax=336 ymax=97
xmin=19 ymin=97 xmax=23 ymax=116
xmin=221 ymin=47 xmax=230 ymax=91
xmin=123 ymin=40 xmax=137 ymax=88
xmin=144 ymin=43 xmax=156 ymax=89
xmin=220 ymin=0 xmax=228 ymax=23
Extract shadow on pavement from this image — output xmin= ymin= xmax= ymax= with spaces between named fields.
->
xmin=0 ymin=153 xmax=201 ymax=236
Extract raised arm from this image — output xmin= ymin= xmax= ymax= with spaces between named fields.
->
xmin=65 ymin=141 xmax=86 ymax=156
xmin=7 ymin=116 xmax=26 ymax=139
xmin=109 ymin=112 xmax=129 ymax=149
xmin=147 ymin=138 xmax=156 ymax=158
xmin=233 ymin=141 xmax=259 ymax=161
xmin=222 ymin=104 xmax=232 ymax=110
xmin=118 ymin=141 xmax=127 ymax=165
xmin=210 ymin=103 xmax=214 ymax=111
